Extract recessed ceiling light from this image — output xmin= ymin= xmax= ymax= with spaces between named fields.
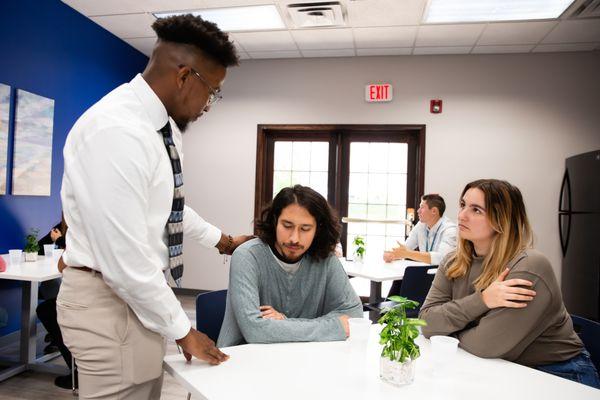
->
xmin=153 ymin=5 xmax=286 ymax=32
xmin=423 ymin=0 xmax=575 ymax=23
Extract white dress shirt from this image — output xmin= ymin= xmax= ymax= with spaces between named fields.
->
xmin=61 ymin=74 xmax=221 ymax=340
xmin=404 ymin=216 xmax=457 ymax=265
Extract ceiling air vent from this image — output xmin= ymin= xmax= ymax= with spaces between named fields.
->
xmin=563 ymin=0 xmax=600 ymax=19
xmin=287 ymin=2 xmax=346 ymax=28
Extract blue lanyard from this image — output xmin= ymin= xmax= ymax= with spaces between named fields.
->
xmin=426 ymin=222 xmax=443 ymax=252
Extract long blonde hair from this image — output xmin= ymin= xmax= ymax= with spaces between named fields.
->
xmin=446 ymin=179 xmax=533 ymax=290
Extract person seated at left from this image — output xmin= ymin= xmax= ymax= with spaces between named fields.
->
xmin=217 ymin=185 xmax=363 ymax=347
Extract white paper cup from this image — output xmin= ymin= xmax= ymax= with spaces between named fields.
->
xmin=348 ymin=317 xmax=372 ymax=343
xmin=430 ymin=335 xmax=459 ymax=374
xmin=52 ymin=248 xmax=64 ymax=259
xmin=43 ymin=244 xmax=55 ymax=257
xmin=9 ymin=249 xmax=22 ymax=265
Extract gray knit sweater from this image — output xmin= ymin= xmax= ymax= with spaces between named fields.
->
xmin=217 ymin=238 xmax=363 ymax=347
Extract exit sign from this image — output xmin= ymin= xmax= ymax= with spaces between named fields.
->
xmin=365 ymin=83 xmax=392 ymax=102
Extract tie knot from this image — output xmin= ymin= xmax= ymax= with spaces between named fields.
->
xmin=159 ymin=122 xmax=172 ymax=138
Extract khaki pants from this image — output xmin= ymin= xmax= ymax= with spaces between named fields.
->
xmin=57 ymin=267 xmax=166 ymax=399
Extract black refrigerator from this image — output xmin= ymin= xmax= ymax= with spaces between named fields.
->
xmin=559 ymin=150 xmax=600 ymax=322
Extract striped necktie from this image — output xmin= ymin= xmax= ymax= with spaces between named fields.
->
xmin=159 ymin=122 xmax=184 ymax=288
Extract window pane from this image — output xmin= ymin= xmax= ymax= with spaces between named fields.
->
xmin=367 ymin=223 xmax=386 ymax=236
xmin=309 ymin=171 xmax=328 ymax=199
xmin=274 ymin=141 xmax=292 ymax=171
xmin=368 ymin=143 xmax=388 ymax=173
xmin=292 ymin=142 xmax=311 ymax=171
xmin=347 ymin=222 xmax=366 ymax=235
xmin=347 ymin=141 xmax=409 ymax=252
xmin=310 ymin=142 xmax=329 ymax=171
xmin=367 ymin=173 xmax=387 ymax=204
xmin=367 ymin=204 xmax=387 ymax=219
xmin=273 ymin=140 xmax=329 ymax=199
xmin=291 ymin=171 xmax=310 ymax=187
xmin=387 ymin=173 xmax=407 ymax=205
xmin=388 ymin=143 xmax=408 ymax=173
xmin=348 ymin=203 xmax=367 ymax=218
xmin=349 ymin=173 xmax=368 ymax=203
xmin=273 ymin=171 xmax=291 ymax=197
xmin=350 ymin=142 xmax=369 ymax=172
xmin=365 ymin=235 xmax=386 ymax=257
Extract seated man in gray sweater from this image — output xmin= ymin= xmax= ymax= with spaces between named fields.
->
xmin=218 ymin=185 xmax=363 ymax=347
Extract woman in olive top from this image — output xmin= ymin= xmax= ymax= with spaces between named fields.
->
xmin=420 ymin=179 xmax=600 ymax=388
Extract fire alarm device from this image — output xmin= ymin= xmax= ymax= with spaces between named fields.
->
xmin=430 ymin=99 xmax=442 ymax=114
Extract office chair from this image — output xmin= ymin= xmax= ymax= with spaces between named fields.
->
xmin=571 ymin=314 xmax=600 ymax=371
xmin=184 ymin=290 xmax=228 ymax=400
xmin=366 ymin=266 xmax=437 ymax=318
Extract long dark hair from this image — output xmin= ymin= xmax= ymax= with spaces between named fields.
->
xmin=255 ymin=185 xmax=340 ymax=261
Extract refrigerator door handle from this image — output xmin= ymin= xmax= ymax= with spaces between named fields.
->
xmin=559 ymin=168 xmax=571 ymax=213
xmin=559 ymin=213 xmax=571 ymax=257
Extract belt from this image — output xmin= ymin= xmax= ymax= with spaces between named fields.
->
xmin=74 ymin=266 xmax=102 ymax=275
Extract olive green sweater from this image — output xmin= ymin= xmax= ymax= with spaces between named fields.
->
xmin=420 ymin=249 xmax=583 ymax=366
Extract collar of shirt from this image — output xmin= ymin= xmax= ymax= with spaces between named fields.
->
xmin=129 ymin=73 xmax=169 ymax=131
xmin=426 ymin=216 xmax=446 ymax=233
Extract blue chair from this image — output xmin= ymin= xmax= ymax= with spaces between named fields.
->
xmin=571 ymin=314 xmax=600 ymax=371
xmin=196 ymin=290 xmax=228 ymax=342
xmin=366 ymin=266 xmax=437 ymax=318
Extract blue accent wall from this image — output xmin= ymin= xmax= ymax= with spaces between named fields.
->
xmin=0 ymin=0 xmax=148 ymax=336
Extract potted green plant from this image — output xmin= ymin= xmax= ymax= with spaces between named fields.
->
xmin=378 ymin=295 xmax=427 ymax=386
xmin=353 ymin=235 xmax=365 ymax=263
xmin=23 ymin=229 xmax=40 ymax=262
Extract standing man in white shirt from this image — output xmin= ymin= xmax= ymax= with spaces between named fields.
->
xmin=57 ymin=15 xmax=248 ymax=399
xmin=383 ymin=194 xmax=457 ymax=265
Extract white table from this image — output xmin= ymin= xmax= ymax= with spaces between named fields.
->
xmin=341 ymin=258 xmax=432 ymax=303
xmin=0 ymin=254 xmax=68 ymax=381
xmin=164 ymin=325 xmax=600 ymax=400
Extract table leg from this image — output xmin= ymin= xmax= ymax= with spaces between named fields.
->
xmin=368 ymin=281 xmax=382 ymax=322
xmin=20 ymin=281 xmax=37 ymax=364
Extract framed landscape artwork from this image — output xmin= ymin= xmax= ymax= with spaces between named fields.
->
xmin=11 ymin=89 xmax=54 ymax=196
xmin=0 ymin=83 xmax=10 ymax=195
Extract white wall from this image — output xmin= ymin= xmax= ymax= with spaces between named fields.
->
xmin=181 ymin=51 xmax=600 ymax=290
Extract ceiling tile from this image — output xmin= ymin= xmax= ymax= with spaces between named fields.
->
xmin=142 ymin=1 xmax=209 ymax=13
xmin=413 ymin=46 xmax=472 ymax=55
xmin=230 ymin=31 xmax=297 ymax=52
xmin=477 ymin=21 xmax=557 ymax=46
xmin=301 ymin=49 xmax=356 ymax=58
xmin=353 ymin=26 xmax=417 ymax=48
xmin=472 ymin=45 xmax=534 ymax=54
xmin=533 ymin=43 xmax=599 ymax=53
xmin=542 ymin=19 xmax=600 ymax=43
xmin=123 ymin=37 xmax=156 ymax=56
xmin=90 ymin=13 xmax=157 ymax=39
xmin=248 ymin=50 xmax=301 ymax=59
xmin=347 ymin=0 xmax=427 ymax=27
xmin=202 ymin=0 xmax=272 ymax=7
xmin=291 ymin=28 xmax=354 ymax=50
xmin=416 ymin=24 xmax=485 ymax=47
xmin=61 ymin=0 xmax=148 ymax=16
xmin=356 ymin=48 xmax=413 ymax=56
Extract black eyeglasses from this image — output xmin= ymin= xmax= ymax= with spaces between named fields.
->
xmin=189 ymin=67 xmax=222 ymax=106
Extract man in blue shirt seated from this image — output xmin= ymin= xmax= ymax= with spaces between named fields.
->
xmin=218 ymin=185 xmax=363 ymax=347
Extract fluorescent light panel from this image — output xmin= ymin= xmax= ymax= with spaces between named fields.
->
xmin=424 ymin=0 xmax=575 ymax=23
xmin=154 ymin=5 xmax=285 ymax=32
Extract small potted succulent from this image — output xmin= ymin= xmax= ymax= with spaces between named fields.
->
xmin=23 ymin=229 xmax=40 ymax=262
xmin=378 ymin=295 xmax=427 ymax=386
xmin=353 ymin=235 xmax=366 ymax=263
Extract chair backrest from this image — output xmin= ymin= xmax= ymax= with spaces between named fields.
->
xmin=196 ymin=290 xmax=228 ymax=343
xmin=399 ymin=266 xmax=437 ymax=317
xmin=571 ymin=314 xmax=600 ymax=370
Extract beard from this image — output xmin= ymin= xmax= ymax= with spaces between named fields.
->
xmin=174 ymin=118 xmax=189 ymax=133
